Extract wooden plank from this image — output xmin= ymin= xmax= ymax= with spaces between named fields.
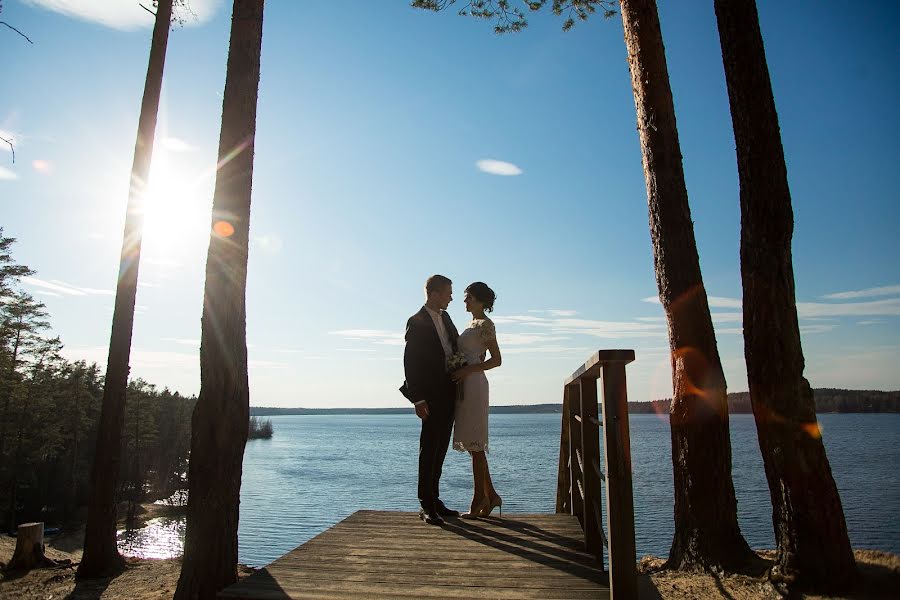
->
xmin=601 ymin=361 xmax=638 ymax=599
xmin=579 ymin=376 xmax=605 ymax=562
xmin=564 ymin=349 xmax=635 ymax=386
xmin=556 ymin=387 xmax=571 ymax=513
xmin=219 ymin=511 xmax=609 ymax=600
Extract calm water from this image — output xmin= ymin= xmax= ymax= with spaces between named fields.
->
xmin=118 ymin=413 xmax=900 ymax=567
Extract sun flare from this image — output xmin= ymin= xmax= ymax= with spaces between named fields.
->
xmin=139 ymin=146 xmax=212 ymax=261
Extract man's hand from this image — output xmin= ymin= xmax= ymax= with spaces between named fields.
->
xmin=414 ymin=402 xmax=430 ymax=421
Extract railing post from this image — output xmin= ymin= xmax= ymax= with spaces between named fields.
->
xmin=567 ymin=382 xmax=584 ymax=527
xmin=556 ymin=388 xmax=572 ymax=514
xmin=579 ymin=376 xmax=604 ymax=562
xmin=601 ymin=359 xmax=637 ymax=600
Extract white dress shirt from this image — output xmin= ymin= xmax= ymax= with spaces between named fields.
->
xmin=415 ymin=306 xmax=452 ymax=407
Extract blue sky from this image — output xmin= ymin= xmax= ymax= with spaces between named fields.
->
xmin=2 ymin=0 xmax=898 ymax=408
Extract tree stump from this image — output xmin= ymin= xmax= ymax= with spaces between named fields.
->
xmin=6 ymin=522 xmax=47 ymax=571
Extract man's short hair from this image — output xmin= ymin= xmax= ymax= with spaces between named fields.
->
xmin=425 ymin=274 xmax=452 ymax=295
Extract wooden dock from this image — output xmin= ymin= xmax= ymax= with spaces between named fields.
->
xmin=219 ymin=510 xmax=610 ymax=599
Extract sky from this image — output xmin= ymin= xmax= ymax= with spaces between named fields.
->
xmin=2 ymin=0 xmax=898 ymax=408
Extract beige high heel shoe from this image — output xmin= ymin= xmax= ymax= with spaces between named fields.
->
xmin=481 ymin=494 xmax=502 ymax=517
xmin=461 ymin=496 xmax=490 ymax=520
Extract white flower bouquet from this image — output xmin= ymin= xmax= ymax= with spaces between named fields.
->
xmin=446 ymin=351 xmax=467 ymax=373
xmin=446 ymin=351 xmax=467 ymax=403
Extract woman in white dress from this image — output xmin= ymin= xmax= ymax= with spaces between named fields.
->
xmin=451 ymin=282 xmax=503 ymax=518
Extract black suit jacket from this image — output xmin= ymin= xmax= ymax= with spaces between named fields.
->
xmin=400 ymin=306 xmax=459 ymax=404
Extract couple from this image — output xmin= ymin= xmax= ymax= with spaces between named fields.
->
xmin=400 ymin=274 xmax=503 ymax=526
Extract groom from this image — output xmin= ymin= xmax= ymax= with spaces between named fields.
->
xmin=400 ymin=274 xmax=460 ymax=525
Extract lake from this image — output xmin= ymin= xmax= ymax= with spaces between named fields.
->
xmin=118 ymin=412 xmax=900 ymax=567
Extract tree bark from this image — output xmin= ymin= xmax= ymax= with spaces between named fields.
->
xmin=77 ymin=0 xmax=173 ymax=579
xmin=174 ymin=2 xmax=264 ymax=598
xmin=618 ymin=0 xmax=754 ymax=571
xmin=713 ymin=0 xmax=856 ymax=592
xmin=6 ymin=522 xmax=45 ymax=571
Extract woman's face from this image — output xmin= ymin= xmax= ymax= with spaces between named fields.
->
xmin=463 ymin=292 xmax=483 ymax=314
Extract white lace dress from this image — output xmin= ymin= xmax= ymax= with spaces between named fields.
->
xmin=452 ymin=318 xmax=496 ymax=453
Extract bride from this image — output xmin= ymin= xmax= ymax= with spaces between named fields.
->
xmin=450 ymin=282 xmax=503 ymax=518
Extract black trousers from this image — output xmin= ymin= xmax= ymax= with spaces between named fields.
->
xmin=418 ymin=395 xmax=455 ymax=509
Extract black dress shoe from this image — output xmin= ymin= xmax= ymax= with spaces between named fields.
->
xmin=434 ymin=502 xmax=459 ymax=518
xmin=419 ymin=507 xmax=444 ymax=526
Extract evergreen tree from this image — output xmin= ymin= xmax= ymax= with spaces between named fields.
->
xmin=175 ymin=1 xmax=265 ymax=597
xmin=79 ymin=0 xmax=175 ymax=577
xmin=713 ymin=0 xmax=856 ymax=591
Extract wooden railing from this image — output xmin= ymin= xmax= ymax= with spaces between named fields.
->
xmin=556 ymin=349 xmax=637 ymax=599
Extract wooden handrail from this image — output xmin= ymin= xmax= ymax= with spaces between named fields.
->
xmin=556 ymin=349 xmax=637 ymax=600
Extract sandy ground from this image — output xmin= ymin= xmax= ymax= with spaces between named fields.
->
xmin=0 ymin=521 xmax=897 ymax=599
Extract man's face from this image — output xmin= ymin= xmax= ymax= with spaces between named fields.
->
xmin=432 ymin=284 xmax=453 ymax=310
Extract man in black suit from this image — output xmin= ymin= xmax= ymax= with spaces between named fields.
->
xmin=400 ymin=274 xmax=460 ymax=525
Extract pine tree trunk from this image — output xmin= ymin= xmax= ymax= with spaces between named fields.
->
xmin=713 ymin=0 xmax=856 ymax=592
xmin=77 ymin=0 xmax=173 ymax=579
xmin=618 ymin=0 xmax=754 ymax=571
xmin=174 ymin=2 xmax=264 ymax=598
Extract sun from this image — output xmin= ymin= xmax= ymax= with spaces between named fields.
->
xmin=139 ymin=146 xmax=212 ymax=261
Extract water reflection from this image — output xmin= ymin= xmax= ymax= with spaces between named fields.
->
xmin=117 ymin=516 xmax=185 ymax=559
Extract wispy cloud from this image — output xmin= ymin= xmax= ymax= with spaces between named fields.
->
xmin=493 ymin=314 xmax=665 ymax=339
xmin=330 ymin=329 xmax=404 ymax=346
xmin=0 ymin=167 xmax=17 ymax=181
xmin=528 ymin=309 xmax=578 ymax=317
xmin=21 ymin=0 xmax=223 ymax=31
xmin=857 ymin=320 xmax=884 ymax=326
xmin=823 ymin=284 xmax=900 ymax=300
xmin=476 ymin=159 xmax=523 ymax=176
xmin=641 ymin=295 xmax=742 ymax=309
xmin=643 ymin=293 xmax=900 ymax=319
xmin=797 ymin=298 xmax=900 ymax=318
xmin=23 ymin=276 xmax=113 ymax=296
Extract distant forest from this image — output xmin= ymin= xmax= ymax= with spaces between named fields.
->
xmin=252 ymin=388 xmax=899 ymax=416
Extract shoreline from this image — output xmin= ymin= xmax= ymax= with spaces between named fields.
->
xmin=1 ymin=538 xmax=896 ymax=599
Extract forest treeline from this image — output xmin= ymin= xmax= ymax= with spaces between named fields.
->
xmin=0 ymin=230 xmax=195 ymax=533
xmin=629 ymin=389 xmax=900 ymax=414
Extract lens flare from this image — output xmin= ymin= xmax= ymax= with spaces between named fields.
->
xmin=213 ymin=221 xmax=235 ymax=237
xmin=801 ymin=421 xmax=822 ymax=439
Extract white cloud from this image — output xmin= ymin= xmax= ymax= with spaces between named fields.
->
xmin=709 ymin=296 xmax=743 ymax=309
xmin=494 ymin=314 xmax=665 ymax=339
xmin=23 ymin=277 xmax=117 ymax=297
xmin=528 ymin=309 xmax=578 ymax=317
xmin=641 ymin=294 xmax=742 ymax=309
xmin=330 ymin=329 xmax=404 ymax=346
xmin=797 ymin=298 xmax=900 ymax=318
xmin=857 ymin=320 xmax=884 ymax=326
xmin=0 ymin=167 xmax=17 ymax=181
xmin=711 ymin=312 xmax=743 ymax=323
xmin=823 ymin=284 xmax=900 ymax=300
xmin=21 ymin=0 xmax=223 ymax=31
xmin=475 ymin=159 xmax=523 ymax=176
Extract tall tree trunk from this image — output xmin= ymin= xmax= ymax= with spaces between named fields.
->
xmin=618 ymin=0 xmax=754 ymax=571
xmin=713 ymin=0 xmax=856 ymax=592
xmin=174 ymin=2 xmax=264 ymax=598
xmin=77 ymin=0 xmax=173 ymax=579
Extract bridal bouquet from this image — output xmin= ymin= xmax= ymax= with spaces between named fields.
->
xmin=446 ymin=351 xmax=467 ymax=403
xmin=446 ymin=351 xmax=467 ymax=373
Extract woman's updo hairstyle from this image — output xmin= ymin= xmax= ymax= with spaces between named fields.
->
xmin=465 ymin=282 xmax=496 ymax=313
